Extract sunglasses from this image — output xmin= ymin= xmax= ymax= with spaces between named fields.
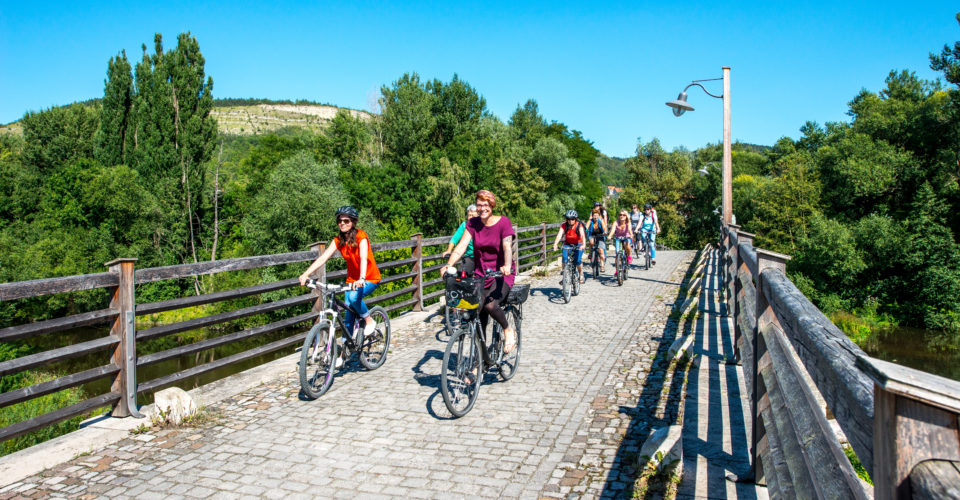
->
xmin=337 ymin=219 xmax=353 ymax=225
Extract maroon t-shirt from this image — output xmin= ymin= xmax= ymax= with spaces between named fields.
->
xmin=466 ymin=215 xmax=516 ymax=287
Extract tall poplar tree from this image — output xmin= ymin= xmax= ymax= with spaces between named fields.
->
xmin=95 ymin=51 xmax=133 ymax=166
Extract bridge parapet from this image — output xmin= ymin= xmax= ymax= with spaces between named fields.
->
xmin=721 ymin=225 xmax=960 ymax=499
xmin=0 ymin=223 xmax=562 ymax=454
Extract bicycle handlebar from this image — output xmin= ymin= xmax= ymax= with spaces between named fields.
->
xmin=305 ymin=279 xmax=352 ymax=293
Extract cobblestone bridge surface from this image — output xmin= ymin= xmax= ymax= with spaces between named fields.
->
xmin=2 ymin=250 xmax=723 ymax=500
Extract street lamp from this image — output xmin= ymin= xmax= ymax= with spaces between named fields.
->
xmin=666 ymin=67 xmax=732 ymax=226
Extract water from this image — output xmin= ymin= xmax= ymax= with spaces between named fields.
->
xmin=860 ymin=326 xmax=960 ymax=382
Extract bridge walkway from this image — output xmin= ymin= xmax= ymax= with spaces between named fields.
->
xmin=2 ymin=249 xmax=762 ymax=499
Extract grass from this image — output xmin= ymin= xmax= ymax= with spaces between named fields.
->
xmin=843 ymin=445 xmax=872 ymax=485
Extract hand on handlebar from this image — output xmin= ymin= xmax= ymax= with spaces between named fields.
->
xmin=299 ymin=274 xmax=310 ymax=287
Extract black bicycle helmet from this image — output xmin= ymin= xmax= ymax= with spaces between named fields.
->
xmin=644 ymin=203 xmax=653 ymax=210
xmin=565 ymin=209 xmax=578 ymax=220
xmin=594 ymin=201 xmax=602 ymax=207
xmin=335 ymin=205 xmax=359 ymax=220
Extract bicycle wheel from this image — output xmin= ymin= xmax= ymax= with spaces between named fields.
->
xmin=497 ymin=307 xmax=521 ymax=381
xmin=561 ymin=262 xmax=571 ymax=303
xmin=592 ymin=249 xmax=600 ymax=279
xmin=614 ymin=252 xmax=623 ymax=286
xmin=644 ymin=240 xmax=652 ymax=270
xmin=299 ymin=321 xmax=337 ymax=399
xmin=573 ymin=264 xmax=581 ymax=296
xmin=358 ymin=306 xmax=390 ymax=370
xmin=440 ymin=324 xmax=482 ymax=417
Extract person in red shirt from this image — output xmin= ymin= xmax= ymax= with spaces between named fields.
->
xmin=300 ymin=206 xmax=381 ymax=338
xmin=552 ymin=210 xmax=586 ymax=284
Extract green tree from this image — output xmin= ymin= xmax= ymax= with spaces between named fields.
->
xmin=95 ymin=51 xmax=133 ymax=166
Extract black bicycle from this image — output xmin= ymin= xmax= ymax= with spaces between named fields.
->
xmin=299 ymin=279 xmax=391 ymax=399
xmin=589 ymin=236 xmax=603 ymax=280
xmin=440 ymin=271 xmax=527 ymax=417
xmin=559 ymin=244 xmax=582 ymax=303
xmin=638 ymin=230 xmax=653 ymax=270
xmin=613 ymin=237 xmax=630 ymax=286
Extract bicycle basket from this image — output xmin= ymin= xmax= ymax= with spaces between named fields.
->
xmin=445 ymin=275 xmax=482 ymax=310
xmin=506 ymin=284 xmax=530 ymax=305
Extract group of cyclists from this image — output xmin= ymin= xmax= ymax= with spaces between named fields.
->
xmin=552 ymin=201 xmax=661 ymax=284
xmin=295 ymin=192 xmax=658 ymax=395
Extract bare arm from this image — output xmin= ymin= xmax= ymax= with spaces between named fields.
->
xmin=552 ymin=227 xmax=564 ymax=250
xmin=354 ymin=238 xmax=370 ymax=290
xmin=442 ymin=231 xmax=473 ymax=274
xmin=501 ymin=235 xmax=513 ymax=275
xmin=299 ymin=243 xmax=339 ymax=285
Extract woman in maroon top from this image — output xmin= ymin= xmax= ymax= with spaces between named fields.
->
xmin=441 ymin=189 xmax=517 ymax=353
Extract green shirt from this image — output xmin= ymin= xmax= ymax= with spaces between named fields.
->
xmin=451 ymin=221 xmax=474 ymax=258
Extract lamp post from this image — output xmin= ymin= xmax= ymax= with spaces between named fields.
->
xmin=666 ymin=67 xmax=732 ymax=226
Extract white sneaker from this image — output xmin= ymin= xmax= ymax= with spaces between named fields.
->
xmin=334 ymin=355 xmax=343 ymax=369
xmin=363 ymin=321 xmax=376 ymax=337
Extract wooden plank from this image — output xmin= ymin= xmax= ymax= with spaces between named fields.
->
xmin=518 ymin=242 xmax=541 ymax=254
xmin=370 ymin=240 xmax=417 ymax=252
xmin=138 ymin=312 xmax=317 ymax=367
xmin=136 ymin=278 xmax=298 ymax=315
xmin=0 ymin=336 xmax=118 ymax=377
xmin=385 ymin=297 xmax=418 ymax=313
xmin=910 ymin=460 xmax=960 ymax=500
xmin=758 ymin=402 xmax=794 ymax=497
xmin=516 ymin=224 xmax=543 ymax=233
xmin=366 ymin=286 xmax=415 ymax=306
xmin=762 ymin=268 xmax=875 ymax=473
xmin=857 ymin=356 xmax=960 ymax=414
xmin=137 ymin=333 xmax=307 ymax=394
xmin=0 ymin=308 xmax=118 ymax=342
xmin=137 ymin=293 xmax=315 ymax=341
xmin=760 ymin=363 xmax=812 ymax=498
xmin=423 ymin=289 xmax=445 ymax=302
xmin=518 ymin=252 xmax=542 ymax=262
xmin=0 ymin=364 xmax=119 ymax=409
xmin=421 ymin=236 xmax=450 ymax=247
xmin=421 ymin=277 xmax=444 ymax=288
xmin=0 ymin=272 xmax=118 ymax=301
xmin=378 ymin=257 xmax=418 ymax=271
xmin=517 ymin=235 xmax=542 ymax=244
xmin=762 ymin=323 xmax=870 ymax=499
xmin=378 ymin=270 xmax=417 ymax=285
xmin=134 ymin=252 xmax=315 ymax=284
xmin=519 ymin=261 xmax=537 ymax=272
xmin=740 ymin=242 xmax=758 ymax=279
xmin=0 ymin=392 xmax=120 ymax=444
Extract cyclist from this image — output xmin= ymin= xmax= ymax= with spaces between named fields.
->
xmin=442 ymin=190 xmax=517 ymax=354
xmin=299 ymin=206 xmax=382 ymax=348
xmin=629 ymin=204 xmax=642 ymax=248
xmin=552 ymin=210 xmax=586 ymax=284
xmin=586 ymin=206 xmax=608 ymax=273
xmin=442 ymin=204 xmax=478 ymax=275
xmin=607 ymin=209 xmax=634 ymax=276
xmin=638 ymin=203 xmax=661 ymax=265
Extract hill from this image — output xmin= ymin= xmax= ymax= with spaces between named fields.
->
xmin=0 ymin=99 xmax=373 ymax=137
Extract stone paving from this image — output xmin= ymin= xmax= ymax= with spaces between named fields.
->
xmin=1 ymin=250 xmax=713 ymax=500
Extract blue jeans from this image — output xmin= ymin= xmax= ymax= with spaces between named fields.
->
xmin=562 ymin=244 xmax=583 ymax=265
xmin=344 ymin=281 xmax=378 ymax=330
xmin=640 ymin=230 xmax=656 ymax=259
xmin=613 ymin=237 xmax=632 ymax=255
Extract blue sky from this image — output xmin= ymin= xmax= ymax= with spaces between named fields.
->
xmin=1 ymin=1 xmax=957 ymax=157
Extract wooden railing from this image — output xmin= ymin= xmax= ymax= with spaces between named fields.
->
xmin=0 ymin=222 xmax=561 ymax=447
xmin=721 ymin=225 xmax=960 ymax=499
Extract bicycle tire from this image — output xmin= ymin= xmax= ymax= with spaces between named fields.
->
xmin=299 ymin=321 xmax=336 ymax=399
xmin=497 ymin=307 xmax=521 ymax=381
xmin=573 ymin=264 xmax=581 ymax=296
xmin=616 ymin=252 xmax=623 ymax=286
xmin=645 ymin=239 xmax=652 ymax=270
xmin=440 ymin=324 xmax=482 ymax=417
xmin=561 ymin=261 xmax=571 ymax=303
xmin=358 ymin=306 xmax=391 ymax=370
xmin=592 ymin=248 xmax=600 ymax=280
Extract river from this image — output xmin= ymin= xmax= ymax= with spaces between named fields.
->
xmin=860 ymin=326 xmax=960 ymax=382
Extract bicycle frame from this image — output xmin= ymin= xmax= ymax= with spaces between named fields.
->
xmin=309 ymin=283 xmax=368 ymax=361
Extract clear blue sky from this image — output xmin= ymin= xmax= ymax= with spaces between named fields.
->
xmin=1 ymin=1 xmax=957 ymax=157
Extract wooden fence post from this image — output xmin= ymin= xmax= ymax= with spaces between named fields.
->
xmin=513 ymin=230 xmax=520 ymax=275
xmin=309 ymin=241 xmax=326 ymax=318
xmin=751 ymin=248 xmax=791 ymax=480
xmin=105 ymin=258 xmax=138 ymax=418
xmin=726 ymin=224 xmax=741 ymax=317
xmin=410 ymin=233 xmax=423 ymax=312
xmin=540 ymin=222 xmax=547 ymax=268
xmin=733 ymin=231 xmax=755 ymax=360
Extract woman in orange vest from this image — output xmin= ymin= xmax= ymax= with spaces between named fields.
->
xmin=299 ymin=206 xmax=381 ymax=338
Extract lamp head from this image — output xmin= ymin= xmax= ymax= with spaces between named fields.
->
xmin=666 ymin=91 xmax=694 ymax=116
